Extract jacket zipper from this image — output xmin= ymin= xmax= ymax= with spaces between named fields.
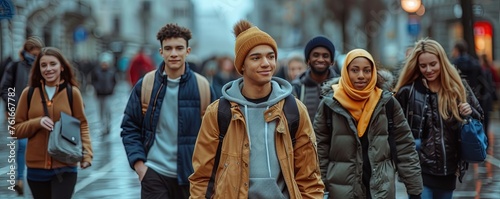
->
xmin=439 ymin=115 xmax=447 ymax=175
xmin=145 ymin=83 xmax=164 ymax=149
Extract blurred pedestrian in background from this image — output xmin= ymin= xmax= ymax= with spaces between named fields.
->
xmin=14 ymin=47 xmax=92 ymax=199
xmin=478 ymin=53 xmax=496 ymax=185
xmin=285 ymin=53 xmax=307 ymax=82
xmin=127 ymin=47 xmax=156 ymax=86
xmin=0 ymin=56 xmax=13 ymax=85
xmin=314 ymin=48 xmax=422 ymax=199
xmin=91 ymin=51 xmax=117 ymax=134
xmin=121 ymin=23 xmax=215 ymax=199
xmin=0 ymin=36 xmax=44 ymax=196
xmin=452 ymin=41 xmax=492 ymax=120
xmin=394 ymin=39 xmax=483 ymax=199
xmin=211 ymin=55 xmax=238 ymax=98
xmin=292 ymin=36 xmax=340 ymax=123
xmin=479 ymin=54 xmax=500 ymax=90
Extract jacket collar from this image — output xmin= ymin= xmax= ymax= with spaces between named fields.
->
xmin=299 ymin=67 xmax=337 ymax=86
xmin=155 ymin=61 xmax=193 ymax=84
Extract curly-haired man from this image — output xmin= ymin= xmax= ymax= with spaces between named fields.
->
xmin=121 ymin=23 xmax=215 ymax=199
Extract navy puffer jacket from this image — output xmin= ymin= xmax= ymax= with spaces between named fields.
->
xmin=121 ymin=62 xmax=216 ymax=185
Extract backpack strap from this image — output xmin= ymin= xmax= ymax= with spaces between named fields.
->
xmin=141 ymin=70 xmax=157 ymax=115
xmin=27 ymin=87 xmax=35 ymax=110
xmin=66 ymin=83 xmax=73 ymax=112
xmin=27 ymin=84 xmax=73 ymax=113
xmin=325 ymin=105 xmax=332 ymax=134
xmin=194 ymin=72 xmax=210 ymax=118
xmin=386 ymin=97 xmax=400 ymax=165
xmin=39 ymin=87 xmax=49 ymax=117
xmin=205 ymin=97 xmax=231 ymax=199
xmin=299 ymin=84 xmax=305 ymax=102
xmin=283 ymin=94 xmax=299 ymax=145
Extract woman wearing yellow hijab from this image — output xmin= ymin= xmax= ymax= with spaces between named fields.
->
xmin=314 ymin=49 xmax=423 ymax=199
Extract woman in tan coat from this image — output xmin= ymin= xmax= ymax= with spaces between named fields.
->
xmin=14 ymin=47 xmax=92 ymax=199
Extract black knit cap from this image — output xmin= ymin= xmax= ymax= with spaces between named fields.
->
xmin=304 ymin=36 xmax=335 ymax=63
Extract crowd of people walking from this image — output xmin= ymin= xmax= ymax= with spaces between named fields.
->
xmin=0 ymin=17 xmax=498 ymax=199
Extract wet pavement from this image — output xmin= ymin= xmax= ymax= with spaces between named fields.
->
xmin=0 ymin=79 xmax=498 ymax=198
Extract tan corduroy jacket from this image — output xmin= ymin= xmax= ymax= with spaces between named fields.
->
xmin=14 ymin=82 xmax=93 ymax=169
xmin=189 ymin=98 xmax=324 ymax=199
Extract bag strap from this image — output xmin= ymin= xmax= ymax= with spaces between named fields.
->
xmin=27 ymin=86 xmax=35 ymax=110
xmin=325 ymin=104 xmax=332 ymax=135
xmin=299 ymin=84 xmax=305 ymax=102
xmin=141 ymin=70 xmax=157 ymax=115
xmin=39 ymin=87 xmax=49 ymax=117
xmin=194 ymin=72 xmax=210 ymax=118
xmin=386 ymin=97 xmax=400 ymax=165
xmin=66 ymin=84 xmax=73 ymax=112
xmin=37 ymin=83 xmax=74 ymax=117
xmin=283 ymin=94 xmax=299 ymax=145
xmin=205 ymin=97 xmax=231 ymax=199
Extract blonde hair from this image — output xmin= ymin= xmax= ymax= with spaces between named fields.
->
xmin=394 ymin=38 xmax=466 ymax=121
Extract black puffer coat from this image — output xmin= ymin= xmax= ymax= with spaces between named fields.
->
xmin=395 ymin=79 xmax=483 ymax=184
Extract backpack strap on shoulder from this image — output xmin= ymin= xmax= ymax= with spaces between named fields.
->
xmin=141 ymin=70 xmax=157 ymax=115
xmin=66 ymin=83 xmax=73 ymax=113
xmin=205 ymin=97 xmax=231 ymax=198
xmin=194 ymin=72 xmax=210 ymax=118
xmin=386 ymin=97 xmax=400 ymax=165
xmin=283 ymin=94 xmax=299 ymax=146
xmin=27 ymin=86 xmax=35 ymax=110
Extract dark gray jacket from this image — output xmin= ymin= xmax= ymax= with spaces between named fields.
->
xmin=314 ymin=84 xmax=422 ymax=198
xmin=291 ymin=68 xmax=339 ymax=122
xmin=1 ymin=60 xmax=32 ymax=109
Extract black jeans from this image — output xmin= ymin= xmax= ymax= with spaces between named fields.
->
xmin=141 ymin=168 xmax=189 ymax=199
xmin=28 ymin=172 xmax=77 ymax=199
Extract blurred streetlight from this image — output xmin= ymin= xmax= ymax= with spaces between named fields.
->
xmin=401 ymin=0 xmax=421 ymax=13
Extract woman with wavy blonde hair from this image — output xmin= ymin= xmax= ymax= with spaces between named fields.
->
xmin=394 ymin=38 xmax=483 ymax=199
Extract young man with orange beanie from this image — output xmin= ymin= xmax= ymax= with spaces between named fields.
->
xmin=189 ymin=20 xmax=324 ymax=198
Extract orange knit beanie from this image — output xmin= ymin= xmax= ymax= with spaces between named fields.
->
xmin=233 ymin=20 xmax=277 ymax=75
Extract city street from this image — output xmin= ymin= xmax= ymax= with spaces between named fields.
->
xmin=0 ymin=79 xmax=499 ymax=198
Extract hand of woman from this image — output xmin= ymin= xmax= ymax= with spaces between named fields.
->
xmin=80 ymin=162 xmax=91 ymax=169
xmin=40 ymin=116 xmax=54 ymax=131
xmin=458 ymin=102 xmax=472 ymax=117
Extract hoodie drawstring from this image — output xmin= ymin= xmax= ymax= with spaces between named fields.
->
xmin=244 ymin=105 xmax=272 ymax=178
xmin=264 ymin=106 xmax=271 ymax=178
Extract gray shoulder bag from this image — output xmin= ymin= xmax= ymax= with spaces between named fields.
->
xmin=41 ymin=85 xmax=83 ymax=164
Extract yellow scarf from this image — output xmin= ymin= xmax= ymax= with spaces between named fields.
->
xmin=333 ymin=49 xmax=382 ymax=137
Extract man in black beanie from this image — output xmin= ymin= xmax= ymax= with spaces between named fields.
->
xmin=292 ymin=36 xmax=340 ymax=122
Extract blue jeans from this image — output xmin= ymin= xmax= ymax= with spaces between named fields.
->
xmin=17 ymin=138 xmax=26 ymax=180
xmin=421 ymin=185 xmax=453 ymax=199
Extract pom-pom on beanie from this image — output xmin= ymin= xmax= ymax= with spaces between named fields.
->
xmin=233 ymin=20 xmax=278 ymax=75
xmin=304 ymin=36 xmax=335 ymax=63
